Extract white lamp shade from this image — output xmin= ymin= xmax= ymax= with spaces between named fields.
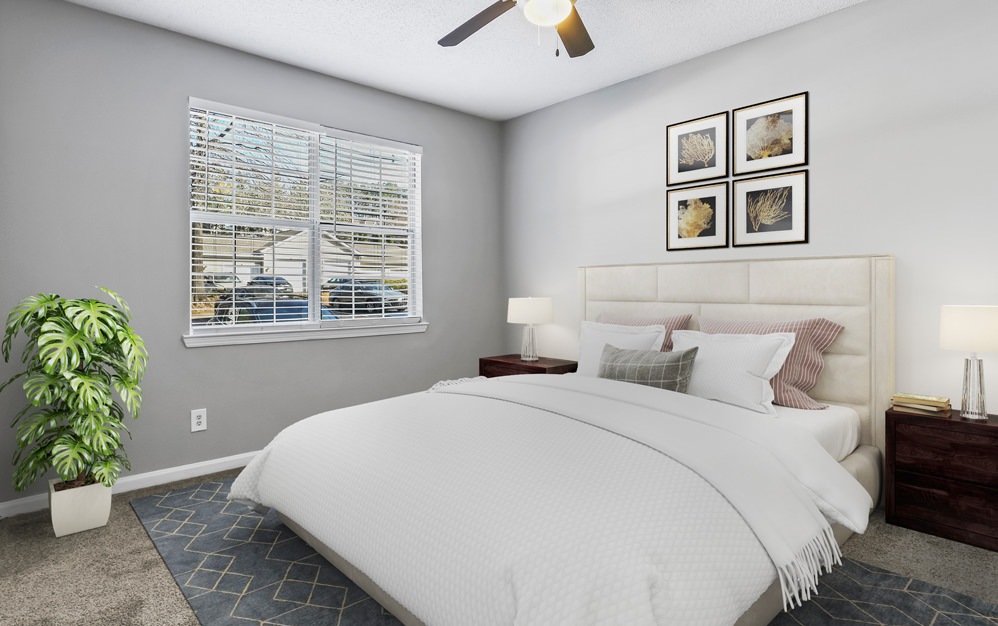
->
xmin=507 ymin=297 xmax=553 ymax=325
xmin=522 ymin=0 xmax=573 ymax=27
xmin=939 ymin=305 xmax=998 ymax=352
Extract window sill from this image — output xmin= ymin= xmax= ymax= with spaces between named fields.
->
xmin=183 ymin=321 xmax=428 ymax=348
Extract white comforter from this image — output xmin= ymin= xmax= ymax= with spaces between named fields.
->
xmin=230 ymin=374 xmax=872 ymax=626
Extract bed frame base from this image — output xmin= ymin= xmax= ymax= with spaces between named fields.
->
xmin=281 ymin=515 xmax=857 ymax=626
xmin=280 ymin=513 xmax=426 ymax=626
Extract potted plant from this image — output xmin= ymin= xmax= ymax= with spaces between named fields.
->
xmin=1 ymin=288 xmax=148 ymax=536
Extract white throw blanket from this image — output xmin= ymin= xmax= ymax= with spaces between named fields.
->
xmin=438 ymin=375 xmax=872 ymax=609
xmin=230 ymin=374 xmax=871 ymax=625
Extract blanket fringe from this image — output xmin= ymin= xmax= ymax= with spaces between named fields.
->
xmin=777 ymin=526 xmax=841 ymax=611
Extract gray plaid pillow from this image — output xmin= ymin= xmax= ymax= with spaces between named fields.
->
xmin=597 ymin=344 xmax=698 ymax=393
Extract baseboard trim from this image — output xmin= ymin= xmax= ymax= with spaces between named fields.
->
xmin=0 ymin=451 xmax=258 ymax=520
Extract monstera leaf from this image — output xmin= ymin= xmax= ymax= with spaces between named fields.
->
xmin=65 ymin=372 xmax=111 ymax=413
xmin=2 ymin=293 xmax=62 ymax=362
xmin=52 ymin=435 xmax=94 ymax=482
xmin=37 ymin=318 xmax=91 ymax=375
xmin=65 ymin=300 xmax=124 ymax=344
xmin=91 ymin=457 xmax=126 ymax=487
xmin=116 ymin=327 xmax=148 ymax=379
xmin=22 ymin=370 xmax=68 ymax=407
xmin=14 ymin=408 xmax=65 ymax=449
xmin=113 ymin=375 xmax=143 ymax=416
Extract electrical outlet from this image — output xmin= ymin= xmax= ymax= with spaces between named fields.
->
xmin=191 ymin=408 xmax=207 ymax=432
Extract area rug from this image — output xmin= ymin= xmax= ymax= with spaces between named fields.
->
xmin=132 ymin=478 xmax=998 ymax=626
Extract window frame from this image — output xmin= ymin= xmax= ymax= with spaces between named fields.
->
xmin=183 ymin=98 xmax=426 ymax=348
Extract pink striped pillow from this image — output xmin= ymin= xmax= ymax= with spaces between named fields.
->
xmin=595 ymin=313 xmax=692 ymax=351
xmin=697 ymin=318 xmax=844 ymax=410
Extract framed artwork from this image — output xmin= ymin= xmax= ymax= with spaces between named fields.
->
xmin=732 ymin=171 xmax=807 ymax=247
xmin=732 ymin=92 xmax=808 ymax=176
xmin=666 ymin=111 xmax=728 ymax=186
xmin=666 ymin=182 xmax=728 ymax=250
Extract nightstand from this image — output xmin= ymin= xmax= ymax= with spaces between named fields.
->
xmin=479 ymin=354 xmax=578 ymax=378
xmin=885 ymin=408 xmax=998 ymax=551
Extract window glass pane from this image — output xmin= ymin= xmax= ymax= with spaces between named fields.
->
xmin=319 ymin=228 xmax=410 ymax=319
xmin=318 ymin=137 xmax=417 ymax=228
xmin=190 ymin=109 xmax=311 ymax=221
xmin=191 ymin=222 xmax=309 ymax=327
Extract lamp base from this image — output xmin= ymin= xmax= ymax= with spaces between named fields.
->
xmin=961 ymin=357 xmax=989 ymax=420
xmin=520 ymin=325 xmax=538 ymax=361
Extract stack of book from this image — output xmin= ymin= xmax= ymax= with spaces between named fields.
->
xmin=891 ymin=392 xmax=951 ymax=416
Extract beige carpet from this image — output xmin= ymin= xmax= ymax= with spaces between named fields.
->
xmin=0 ymin=472 xmax=237 ymax=626
xmin=1 ymin=471 xmax=995 ymax=625
xmin=842 ymin=507 xmax=998 ymax=605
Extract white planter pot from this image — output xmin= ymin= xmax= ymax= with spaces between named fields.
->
xmin=48 ymin=479 xmax=112 ymax=537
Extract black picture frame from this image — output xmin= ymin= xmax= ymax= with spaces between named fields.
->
xmin=732 ymin=92 xmax=808 ymax=176
xmin=732 ymin=170 xmax=808 ymax=247
xmin=666 ymin=111 xmax=728 ymax=186
xmin=666 ymin=182 xmax=729 ymax=250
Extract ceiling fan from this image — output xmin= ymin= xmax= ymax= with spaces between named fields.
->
xmin=438 ymin=0 xmax=595 ymax=58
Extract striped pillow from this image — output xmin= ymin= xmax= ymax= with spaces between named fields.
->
xmin=597 ymin=344 xmax=699 ymax=393
xmin=595 ymin=313 xmax=692 ymax=351
xmin=698 ymin=318 xmax=844 ymax=410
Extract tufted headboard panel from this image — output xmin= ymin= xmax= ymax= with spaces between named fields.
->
xmin=578 ymin=255 xmax=896 ymax=457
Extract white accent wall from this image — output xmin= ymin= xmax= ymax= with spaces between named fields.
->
xmin=503 ymin=0 xmax=998 ymax=408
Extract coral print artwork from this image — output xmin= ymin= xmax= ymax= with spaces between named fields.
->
xmin=678 ymin=129 xmax=717 ymax=172
xmin=733 ymin=92 xmax=807 ymax=175
xmin=667 ymin=182 xmax=728 ymax=250
xmin=678 ymin=196 xmax=716 ymax=238
xmin=745 ymin=111 xmax=793 ymax=161
xmin=746 ymin=186 xmax=791 ymax=232
xmin=667 ymin=112 xmax=728 ymax=186
xmin=733 ymin=171 xmax=807 ymax=247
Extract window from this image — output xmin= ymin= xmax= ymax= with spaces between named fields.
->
xmin=184 ymin=99 xmax=424 ymax=347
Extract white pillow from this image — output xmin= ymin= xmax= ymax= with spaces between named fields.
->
xmin=671 ymin=330 xmax=796 ymax=415
xmin=577 ymin=321 xmax=668 ymax=377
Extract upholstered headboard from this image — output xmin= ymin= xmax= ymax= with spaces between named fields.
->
xmin=578 ymin=255 xmax=896 ymax=457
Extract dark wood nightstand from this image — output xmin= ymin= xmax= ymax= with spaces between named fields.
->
xmin=479 ymin=354 xmax=578 ymax=378
xmin=885 ymin=408 xmax=998 ymax=551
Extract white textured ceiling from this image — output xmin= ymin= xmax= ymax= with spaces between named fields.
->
xmin=63 ymin=0 xmax=866 ymax=121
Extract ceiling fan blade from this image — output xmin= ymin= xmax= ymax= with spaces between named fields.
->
xmin=556 ymin=4 xmax=595 ymax=58
xmin=438 ymin=0 xmax=518 ymax=47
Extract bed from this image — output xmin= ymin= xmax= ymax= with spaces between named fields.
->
xmin=230 ymin=254 xmax=896 ymax=626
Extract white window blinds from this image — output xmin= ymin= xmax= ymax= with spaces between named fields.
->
xmin=187 ymin=98 xmax=422 ymax=342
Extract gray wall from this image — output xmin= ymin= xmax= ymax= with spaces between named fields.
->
xmin=0 ymin=0 xmax=506 ymax=503
xmin=503 ymin=0 xmax=998 ymax=407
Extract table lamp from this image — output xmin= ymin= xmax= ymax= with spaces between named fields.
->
xmin=939 ymin=305 xmax=998 ymax=420
xmin=507 ymin=297 xmax=553 ymax=362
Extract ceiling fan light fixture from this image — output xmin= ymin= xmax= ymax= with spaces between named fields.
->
xmin=522 ymin=0 xmax=573 ymax=27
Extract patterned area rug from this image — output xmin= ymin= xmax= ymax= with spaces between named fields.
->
xmin=131 ymin=478 xmax=401 ymax=626
xmin=132 ymin=478 xmax=998 ymax=626
xmin=767 ymin=559 xmax=998 ymax=626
